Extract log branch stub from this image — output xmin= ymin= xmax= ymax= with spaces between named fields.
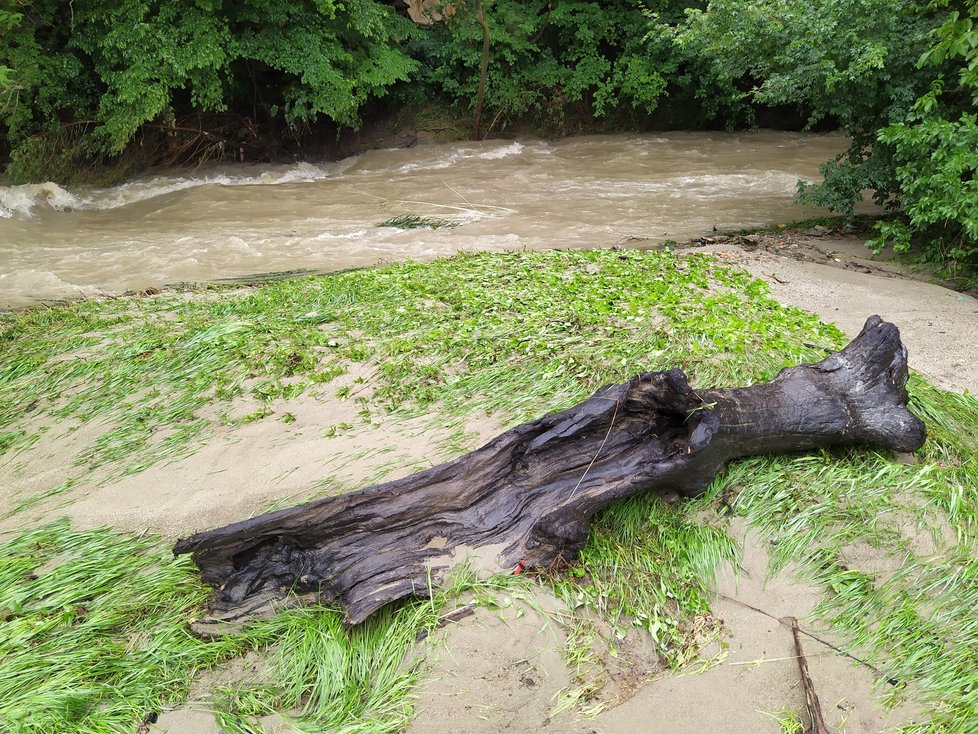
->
xmin=174 ymin=316 xmax=926 ymax=626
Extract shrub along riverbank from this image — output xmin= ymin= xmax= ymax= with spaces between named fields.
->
xmin=1 ymin=1 xmax=977 ymax=276
xmin=1 ymin=250 xmax=977 ymax=732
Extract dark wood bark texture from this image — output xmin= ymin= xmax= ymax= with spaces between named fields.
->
xmin=175 ymin=316 xmax=926 ymax=625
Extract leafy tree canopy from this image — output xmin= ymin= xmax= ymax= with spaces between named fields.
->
xmin=0 ymin=0 xmax=417 ymax=171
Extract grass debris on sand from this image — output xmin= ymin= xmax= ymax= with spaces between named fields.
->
xmin=0 ymin=249 xmax=976 ymax=733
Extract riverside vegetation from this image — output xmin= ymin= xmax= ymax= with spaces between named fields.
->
xmin=1 ymin=250 xmax=977 ymax=732
xmin=1 ymin=0 xmax=977 ymax=277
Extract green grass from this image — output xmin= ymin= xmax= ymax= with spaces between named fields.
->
xmin=0 ymin=249 xmax=839 ymax=504
xmin=761 ymin=707 xmax=806 ymax=734
xmin=0 ymin=519 xmax=511 ymax=734
xmin=209 ymin=604 xmax=432 ymax=734
xmin=716 ymin=384 xmax=978 ymax=732
xmin=0 ymin=520 xmax=257 ymax=733
xmin=376 ymin=214 xmax=460 ymax=229
xmin=1 ymin=248 xmax=977 ymax=731
xmin=549 ymin=495 xmax=737 ymax=668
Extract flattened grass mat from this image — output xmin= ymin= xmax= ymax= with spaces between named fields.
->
xmin=1 ymin=250 xmax=975 ymax=732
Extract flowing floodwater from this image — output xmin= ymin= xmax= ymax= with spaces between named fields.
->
xmin=0 ymin=131 xmax=856 ymax=308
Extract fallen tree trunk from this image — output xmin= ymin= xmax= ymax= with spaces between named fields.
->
xmin=175 ymin=316 xmax=926 ymax=625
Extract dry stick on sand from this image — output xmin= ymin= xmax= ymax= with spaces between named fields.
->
xmin=719 ymin=593 xmax=897 ymax=686
xmin=785 ymin=616 xmax=833 ymax=734
xmin=415 ymin=602 xmax=478 ymax=642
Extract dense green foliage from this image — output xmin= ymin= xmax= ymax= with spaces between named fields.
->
xmin=870 ymin=0 xmax=978 ymax=272
xmin=1 ymin=0 xmax=976 ymax=270
xmin=0 ymin=0 xmax=417 ymax=180
xmin=0 ymin=0 xmax=689 ymax=172
xmin=661 ymin=0 xmax=935 ymax=199
xmin=659 ymin=0 xmax=978 ymax=276
xmin=403 ymin=0 xmax=683 ymax=131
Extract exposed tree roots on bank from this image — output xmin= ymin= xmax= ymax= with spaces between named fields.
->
xmin=175 ymin=316 xmax=925 ymax=626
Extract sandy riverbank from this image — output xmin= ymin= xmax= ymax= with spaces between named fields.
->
xmin=2 ymin=236 xmax=974 ymax=734
xmin=404 ymin=233 xmax=976 ymax=734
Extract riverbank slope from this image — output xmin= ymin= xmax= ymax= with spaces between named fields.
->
xmin=0 ymin=243 xmax=975 ymax=734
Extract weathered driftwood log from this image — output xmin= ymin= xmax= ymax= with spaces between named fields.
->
xmin=175 ymin=316 xmax=926 ymax=625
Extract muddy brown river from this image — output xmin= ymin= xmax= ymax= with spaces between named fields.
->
xmin=0 ymin=131 xmax=861 ymax=308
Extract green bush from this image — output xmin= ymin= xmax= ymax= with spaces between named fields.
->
xmin=0 ymin=0 xmax=417 ymax=180
xmin=869 ymin=1 xmax=978 ymax=274
xmin=660 ymin=0 xmax=977 ymax=274
xmin=391 ymin=0 xmax=676 ymax=133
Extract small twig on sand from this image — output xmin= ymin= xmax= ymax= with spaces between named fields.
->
xmin=718 ymin=593 xmax=897 ymax=685
xmin=416 ymin=602 xmax=478 ymax=641
xmin=785 ymin=616 xmax=832 ymax=734
xmin=728 ymin=651 xmax=833 ymax=666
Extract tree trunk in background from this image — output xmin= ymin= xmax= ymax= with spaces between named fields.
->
xmin=175 ymin=316 xmax=926 ymax=627
xmin=472 ymin=0 xmax=490 ymax=139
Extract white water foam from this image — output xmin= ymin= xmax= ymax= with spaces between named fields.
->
xmin=477 ymin=141 xmax=524 ymax=159
xmin=0 ymin=182 xmax=84 ymax=218
xmin=309 ymin=229 xmax=372 ymax=243
xmin=393 ymin=152 xmax=463 ymax=173
xmin=555 ymin=171 xmax=809 ymax=199
xmin=393 ymin=140 xmax=528 ymax=173
xmin=0 ymin=159 xmax=358 ymax=220
xmin=0 ymin=268 xmax=103 ymax=302
xmin=668 ymin=171 xmax=809 ymax=196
